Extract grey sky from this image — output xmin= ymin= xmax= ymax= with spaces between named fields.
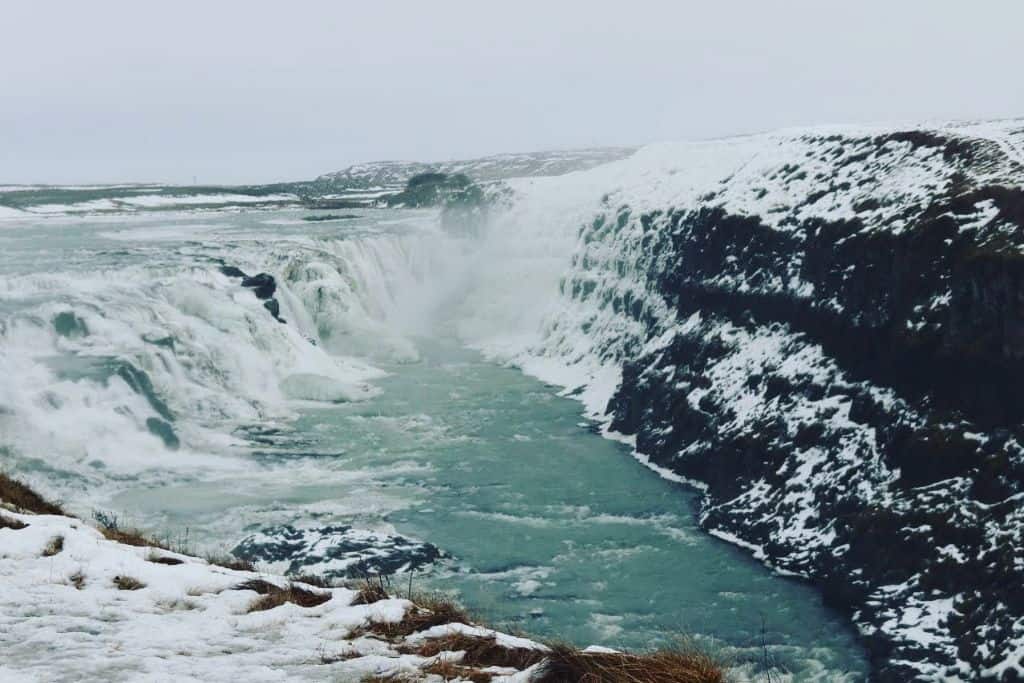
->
xmin=2 ymin=1 xmax=1022 ymax=184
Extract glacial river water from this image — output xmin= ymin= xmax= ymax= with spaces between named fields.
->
xmin=0 ymin=204 xmax=869 ymax=680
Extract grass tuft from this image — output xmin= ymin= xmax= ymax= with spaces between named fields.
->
xmin=0 ymin=473 xmax=65 ymax=515
xmin=92 ymin=510 xmax=170 ymax=550
xmin=534 ymin=642 xmax=725 ymax=683
xmin=357 ymin=592 xmax=472 ymax=640
xmin=42 ymin=535 xmax=64 ymax=556
xmin=236 ymin=579 xmax=332 ymax=612
xmin=349 ymin=576 xmax=390 ymax=605
xmin=414 ymin=632 xmax=547 ymax=670
xmin=146 ymin=551 xmax=184 ymax=566
xmin=0 ymin=513 xmax=28 ymax=530
xmin=113 ymin=575 xmax=146 ymax=591
xmin=291 ymin=573 xmax=331 ymax=588
xmin=205 ymin=553 xmax=256 ymax=572
xmin=421 ymin=659 xmax=493 ymax=682
xmin=69 ymin=570 xmax=86 ymax=590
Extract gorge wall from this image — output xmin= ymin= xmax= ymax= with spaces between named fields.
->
xmin=507 ymin=122 xmax=1024 ymax=681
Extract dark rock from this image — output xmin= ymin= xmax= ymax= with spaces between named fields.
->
xmin=145 ymin=417 xmax=180 ymax=450
xmin=571 ymin=129 xmax=1024 ymax=680
xmin=263 ymin=298 xmax=285 ymax=323
xmin=231 ymin=524 xmax=443 ymax=579
xmin=142 ymin=335 xmax=176 ymax=350
xmin=241 ymin=273 xmax=276 ymax=299
xmin=219 ymin=265 xmax=248 ymax=278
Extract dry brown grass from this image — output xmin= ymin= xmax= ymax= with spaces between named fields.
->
xmin=113 ymin=575 xmax=146 ymax=591
xmin=92 ymin=510 xmax=171 ymax=550
xmin=357 ymin=592 xmax=472 ymax=640
xmin=97 ymin=525 xmax=169 ymax=549
xmin=533 ymin=642 xmax=724 ymax=683
xmin=69 ymin=570 xmax=86 ymax=590
xmin=291 ymin=573 xmax=331 ymax=588
xmin=413 ymin=632 xmax=548 ymax=671
xmin=42 ymin=535 xmax=64 ymax=556
xmin=0 ymin=513 xmax=28 ymax=530
xmin=0 ymin=473 xmax=65 ymax=515
xmin=318 ymin=646 xmax=364 ymax=664
xmin=205 ymin=553 xmax=256 ymax=572
xmin=237 ymin=579 xmax=332 ymax=612
xmin=147 ymin=551 xmax=185 ymax=566
xmin=421 ymin=658 xmax=494 ymax=682
xmin=349 ymin=576 xmax=390 ymax=605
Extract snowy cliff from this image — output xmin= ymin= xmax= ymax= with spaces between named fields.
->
xmin=473 ymin=120 xmax=1024 ymax=681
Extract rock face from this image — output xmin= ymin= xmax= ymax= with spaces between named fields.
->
xmin=218 ymin=264 xmax=248 ymax=279
xmin=262 ymin=298 xmax=285 ymax=323
xmin=545 ymin=122 xmax=1024 ymax=680
xmin=231 ymin=524 xmax=442 ymax=579
xmin=220 ymin=267 xmax=284 ymax=322
xmin=241 ymin=273 xmax=276 ymax=299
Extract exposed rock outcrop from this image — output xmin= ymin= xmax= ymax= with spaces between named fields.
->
xmin=241 ymin=272 xmax=276 ymax=299
xmin=548 ymin=122 xmax=1024 ymax=680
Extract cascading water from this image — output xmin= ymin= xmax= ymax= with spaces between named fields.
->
xmin=0 ymin=196 xmax=870 ymax=679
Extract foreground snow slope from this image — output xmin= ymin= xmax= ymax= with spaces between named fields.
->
xmin=0 ymin=507 xmax=546 ymax=682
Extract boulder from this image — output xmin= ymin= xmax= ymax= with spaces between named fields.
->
xmin=241 ymin=273 xmax=276 ymax=299
xmin=263 ymin=298 xmax=285 ymax=323
xmin=219 ymin=265 xmax=248 ymax=278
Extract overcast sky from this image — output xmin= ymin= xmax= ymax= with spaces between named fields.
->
xmin=2 ymin=1 xmax=1022 ymax=184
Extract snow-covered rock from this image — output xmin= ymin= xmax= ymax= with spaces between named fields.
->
xmin=495 ymin=120 xmax=1024 ymax=681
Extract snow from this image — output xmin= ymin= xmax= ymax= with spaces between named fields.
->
xmin=121 ymin=193 xmax=297 ymax=208
xmin=19 ymin=193 xmax=299 ymax=215
xmin=0 ymin=508 xmax=546 ymax=681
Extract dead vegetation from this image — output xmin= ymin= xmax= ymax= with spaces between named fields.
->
xmin=204 ymin=553 xmax=256 ymax=572
xmin=354 ymin=591 xmax=472 ymax=640
xmin=237 ymin=578 xmax=332 ymax=612
xmin=532 ymin=642 xmax=725 ymax=683
xmin=69 ymin=570 xmax=86 ymax=590
xmin=0 ymin=513 xmax=28 ymax=530
xmin=3 ymin=477 xmax=259 ymax=571
xmin=420 ymin=658 xmax=494 ymax=683
xmin=0 ymin=472 xmax=65 ymax=515
xmin=113 ymin=575 xmax=146 ymax=591
xmin=92 ymin=510 xmax=170 ymax=550
xmin=414 ymin=632 xmax=547 ymax=670
xmin=147 ymin=551 xmax=185 ymax=566
xmin=42 ymin=535 xmax=64 ymax=556
xmin=291 ymin=572 xmax=331 ymax=588
xmin=349 ymin=575 xmax=390 ymax=605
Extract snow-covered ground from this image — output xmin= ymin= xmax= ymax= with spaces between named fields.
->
xmin=0 ymin=506 xmax=545 ymax=682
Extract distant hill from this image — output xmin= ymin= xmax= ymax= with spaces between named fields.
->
xmin=0 ymin=148 xmax=637 ymax=215
xmin=313 ymin=147 xmax=637 ymax=193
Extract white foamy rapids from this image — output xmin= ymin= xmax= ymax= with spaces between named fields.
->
xmin=278 ymin=230 xmax=471 ymax=362
xmin=0 ymin=224 xmax=468 ymax=503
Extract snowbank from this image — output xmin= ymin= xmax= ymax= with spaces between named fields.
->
xmin=0 ymin=506 xmax=543 ymax=681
